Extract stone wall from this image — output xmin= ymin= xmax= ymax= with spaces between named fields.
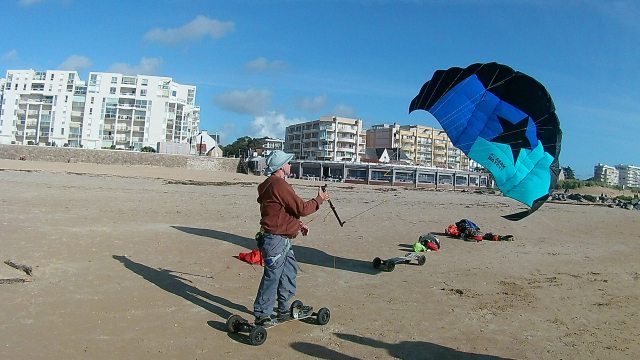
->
xmin=0 ymin=144 xmax=240 ymax=172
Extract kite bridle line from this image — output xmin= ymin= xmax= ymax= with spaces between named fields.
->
xmin=304 ymin=184 xmax=387 ymax=228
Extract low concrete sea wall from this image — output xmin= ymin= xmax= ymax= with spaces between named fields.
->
xmin=0 ymin=144 xmax=240 ymax=173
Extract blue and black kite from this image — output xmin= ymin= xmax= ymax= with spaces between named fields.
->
xmin=409 ymin=62 xmax=562 ymax=221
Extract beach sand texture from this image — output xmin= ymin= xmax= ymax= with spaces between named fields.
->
xmin=1 ymin=159 xmax=639 ymax=359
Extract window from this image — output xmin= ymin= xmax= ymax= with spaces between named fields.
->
xmin=172 ymin=90 xmax=177 ymax=97
xmin=111 ymin=77 xmax=117 ymax=84
xmin=61 ymin=128 xmax=64 ymax=135
xmin=14 ymin=84 xmax=18 ymax=90
xmin=23 ymin=84 xmax=27 ymax=90
xmin=142 ymin=79 xmax=148 ymax=86
xmin=110 ymin=87 xmax=116 ymax=94
xmin=91 ymin=97 xmax=94 ymax=104
xmin=49 ymin=84 xmax=53 ymax=91
xmin=140 ymin=89 xmax=147 ymax=96
xmin=51 ymin=74 xmax=54 ymax=80
xmin=89 ymin=108 xmax=93 ymax=115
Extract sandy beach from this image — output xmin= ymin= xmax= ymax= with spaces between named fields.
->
xmin=1 ymin=158 xmax=638 ymax=360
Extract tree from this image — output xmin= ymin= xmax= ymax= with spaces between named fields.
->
xmin=562 ymin=166 xmax=576 ymax=180
xmin=220 ymin=136 xmax=266 ymax=157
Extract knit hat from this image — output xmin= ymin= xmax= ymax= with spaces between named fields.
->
xmin=263 ymin=150 xmax=294 ymax=176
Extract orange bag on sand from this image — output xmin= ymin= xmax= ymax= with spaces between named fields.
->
xmin=445 ymin=224 xmax=460 ymax=236
xmin=238 ymin=249 xmax=265 ymax=265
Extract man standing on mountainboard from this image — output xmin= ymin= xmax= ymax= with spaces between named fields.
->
xmin=253 ymin=150 xmax=329 ymax=325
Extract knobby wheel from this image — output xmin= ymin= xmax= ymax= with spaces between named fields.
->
xmin=386 ymin=262 xmax=396 ymax=272
xmin=226 ymin=314 xmax=244 ymax=333
xmin=317 ymin=308 xmax=331 ymax=325
xmin=290 ymin=300 xmax=304 ymax=318
xmin=250 ymin=326 xmax=267 ymax=346
xmin=417 ymin=255 xmax=426 ymax=266
xmin=373 ymin=257 xmax=382 ymax=269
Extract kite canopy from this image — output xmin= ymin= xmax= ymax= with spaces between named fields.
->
xmin=409 ymin=62 xmax=562 ymax=221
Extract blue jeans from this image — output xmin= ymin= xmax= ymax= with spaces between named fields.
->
xmin=253 ymin=233 xmax=297 ymax=317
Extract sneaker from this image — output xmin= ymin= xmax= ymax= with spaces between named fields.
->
xmin=254 ymin=315 xmax=272 ymax=326
xmin=276 ymin=312 xmax=291 ymax=322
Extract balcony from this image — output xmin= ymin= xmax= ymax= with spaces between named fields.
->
xmin=71 ymin=111 xmax=84 ymax=117
xmin=103 ymin=125 xmax=114 ymax=130
xmin=132 ymin=126 xmax=145 ymax=132
xmin=39 ymin=132 xmax=50 ymax=137
xmin=116 ymin=126 xmax=130 ymax=132
xmin=337 ymin=136 xmax=356 ymax=143
xmin=103 ymin=135 xmax=114 ymax=140
xmin=120 ymin=91 xmax=136 ymax=97
xmin=117 ymin=115 xmax=132 ymax=120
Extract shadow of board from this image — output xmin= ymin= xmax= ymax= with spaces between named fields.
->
xmin=171 ymin=226 xmax=378 ymax=275
xmin=112 ymin=255 xmax=251 ymax=331
xmin=292 ymin=333 xmax=518 ymax=360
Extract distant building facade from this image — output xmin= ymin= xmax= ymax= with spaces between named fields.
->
xmin=365 ymin=123 xmax=472 ymax=170
xmin=616 ymin=164 xmax=640 ymax=188
xmin=284 ymin=116 xmax=366 ymax=161
xmin=593 ymin=163 xmax=640 ymax=187
xmin=0 ymin=69 xmax=199 ymax=151
xmin=593 ymin=163 xmax=619 ymax=185
xmin=260 ymin=138 xmax=284 ymax=156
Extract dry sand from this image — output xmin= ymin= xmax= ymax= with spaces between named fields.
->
xmin=1 ymin=158 xmax=639 ymax=360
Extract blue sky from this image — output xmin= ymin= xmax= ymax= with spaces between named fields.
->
xmin=1 ymin=0 xmax=639 ymax=179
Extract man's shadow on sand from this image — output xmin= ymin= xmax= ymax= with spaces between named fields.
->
xmin=112 ymin=255 xmax=251 ymax=331
xmin=171 ymin=226 xmax=378 ymax=275
xmin=291 ymin=333 xmax=517 ymax=360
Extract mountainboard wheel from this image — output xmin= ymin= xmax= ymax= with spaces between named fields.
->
xmin=417 ymin=255 xmax=426 ymax=266
xmin=373 ymin=257 xmax=382 ymax=269
xmin=316 ymin=308 xmax=331 ymax=325
xmin=250 ymin=326 xmax=267 ymax=346
xmin=386 ymin=262 xmax=396 ymax=272
xmin=290 ymin=300 xmax=304 ymax=318
xmin=226 ymin=314 xmax=244 ymax=333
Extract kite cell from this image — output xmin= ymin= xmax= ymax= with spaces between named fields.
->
xmin=409 ymin=62 xmax=562 ymax=221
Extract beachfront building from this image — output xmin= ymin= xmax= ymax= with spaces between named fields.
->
xmin=0 ymin=69 xmax=199 ymax=151
xmin=365 ymin=123 xmax=471 ymax=170
xmin=283 ymin=116 xmax=366 ymax=161
xmin=593 ymin=163 xmax=619 ymax=185
xmin=615 ymin=164 xmax=640 ymax=188
xmin=260 ymin=138 xmax=284 ymax=156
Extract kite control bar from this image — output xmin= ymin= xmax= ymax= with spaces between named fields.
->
xmin=321 ymin=184 xmax=345 ymax=227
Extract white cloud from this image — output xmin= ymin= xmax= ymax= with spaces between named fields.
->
xmin=57 ymin=55 xmax=92 ymax=71
xmin=248 ymin=112 xmax=299 ymax=139
xmin=1 ymin=49 xmax=18 ymax=61
xmin=297 ymin=94 xmax=328 ymax=112
xmin=330 ymin=104 xmax=356 ymax=118
xmin=107 ymin=57 xmax=163 ymax=76
xmin=244 ymin=57 xmax=289 ymax=73
xmin=144 ymin=15 xmax=235 ymax=46
xmin=18 ymin=0 xmax=46 ymax=5
xmin=213 ymin=89 xmax=273 ymax=116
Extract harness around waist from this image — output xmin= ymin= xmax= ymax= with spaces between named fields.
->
xmin=264 ymin=237 xmax=291 ymax=266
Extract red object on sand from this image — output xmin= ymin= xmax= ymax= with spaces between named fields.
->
xmin=238 ymin=249 xmax=265 ymax=265
xmin=426 ymin=242 xmax=439 ymax=251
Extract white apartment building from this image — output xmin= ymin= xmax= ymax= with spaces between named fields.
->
xmin=615 ymin=164 xmax=640 ymax=188
xmin=284 ymin=116 xmax=366 ymax=161
xmin=366 ymin=123 xmax=473 ymax=170
xmin=0 ymin=69 xmax=199 ymax=151
xmin=593 ymin=163 xmax=619 ymax=185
